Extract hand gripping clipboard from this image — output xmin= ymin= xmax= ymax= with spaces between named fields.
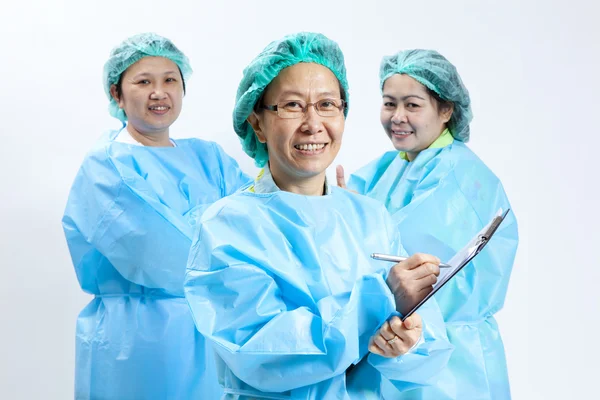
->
xmin=401 ymin=208 xmax=511 ymax=321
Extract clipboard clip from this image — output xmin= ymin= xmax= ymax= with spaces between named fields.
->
xmin=476 ymin=208 xmax=511 ymax=250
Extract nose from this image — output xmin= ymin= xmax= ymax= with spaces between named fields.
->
xmin=150 ymin=84 xmax=168 ymax=100
xmin=391 ymin=108 xmax=408 ymax=124
xmin=300 ymin=105 xmax=324 ymax=135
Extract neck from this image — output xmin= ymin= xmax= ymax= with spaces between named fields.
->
xmin=270 ymin=166 xmax=326 ymax=196
xmin=406 ymin=151 xmax=418 ymax=162
xmin=126 ymin=124 xmax=172 ymax=147
xmin=406 ymin=128 xmax=447 ymax=161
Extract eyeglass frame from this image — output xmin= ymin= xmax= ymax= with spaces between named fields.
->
xmin=258 ymin=98 xmax=347 ymax=119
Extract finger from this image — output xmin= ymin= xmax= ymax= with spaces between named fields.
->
xmin=395 ymin=324 xmax=422 ymax=347
xmin=401 ymin=253 xmax=441 ymax=271
xmin=413 ymin=273 xmax=438 ymax=291
xmin=336 ymin=165 xmax=347 ymax=188
xmin=386 ymin=317 xmax=413 ymax=356
xmin=390 ymin=337 xmax=410 ymax=356
xmin=379 ymin=321 xmax=395 ymax=341
xmin=373 ymin=334 xmax=394 ymax=356
xmin=406 ymin=313 xmax=422 ymax=330
xmin=418 ymin=284 xmax=434 ymax=296
xmin=410 ymin=263 xmax=440 ymax=280
xmin=392 ymin=316 xmax=421 ymax=343
xmin=368 ymin=338 xmax=386 ymax=356
xmin=388 ymin=316 xmax=410 ymax=335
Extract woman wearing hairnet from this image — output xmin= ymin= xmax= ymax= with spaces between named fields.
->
xmin=184 ymin=33 xmax=453 ymax=399
xmin=62 ymin=33 xmax=250 ymax=399
xmin=339 ymin=50 xmax=519 ymax=399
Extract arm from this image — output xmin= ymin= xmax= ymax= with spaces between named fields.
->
xmin=367 ymin=300 xmax=453 ymax=392
xmin=212 ymin=142 xmax=253 ymax=196
xmin=62 ymin=150 xmax=193 ymax=294
xmin=364 ymin=208 xmax=453 ymax=391
xmin=184 ymin=205 xmax=397 ymax=393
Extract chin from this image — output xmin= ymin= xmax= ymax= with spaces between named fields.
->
xmin=296 ymin=164 xmax=327 ymax=178
xmin=391 ymin=143 xmax=409 ymax=152
xmin=391 ymin=139 xmax=414 ymax=152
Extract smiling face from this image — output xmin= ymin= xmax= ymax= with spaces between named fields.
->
xmin=248 ymin=62 xmax=345 ymax=188
xmin=110 ymin=56 xmax=184 ymax=137
xmin=380 ymin=74 xmax=453 ymax=161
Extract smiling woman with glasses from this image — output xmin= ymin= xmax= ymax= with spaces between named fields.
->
xmin=184 ymin=32 xmax=453 ymax=399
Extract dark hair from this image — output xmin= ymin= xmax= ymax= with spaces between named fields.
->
xmin=114 ymin=66 xmax=187 ymax=99
xmin=425 ymin=87 xmax=453 ymax=115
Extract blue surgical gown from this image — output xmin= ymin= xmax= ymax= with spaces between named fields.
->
xmin=349 ymin=141 xmax=519 ymax=400
xmin=62 ymin=128 xmax=251 ymax=400
xmin=184 ymin=187 xmax=453 ymax=399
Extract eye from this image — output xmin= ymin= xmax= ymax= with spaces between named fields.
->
xmin=406 ymin=103 xmax=420 ymax=109
xmin=166 ymin=77 xmax=177 ymax=83
xmin=137 ymin=79 xmax=151 ymax=85
xmin=282 ymin=101 xmax=304 ymax=110
xmin=383 ymin=101 xmax=396 ymax=108
xmin=318 ymin=99 xmax=337 ymax=109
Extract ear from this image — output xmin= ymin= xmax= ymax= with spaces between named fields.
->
xmin=247 ymin=112 xmax=267 ymax=144
xmin=441 ymin=103 xmax=454 ymax=124
xmin=109 ymin=84 xmax=123 ymax=108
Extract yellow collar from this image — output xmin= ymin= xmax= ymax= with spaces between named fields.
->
xmin=399 ymin=128 xmax=454 ymax=161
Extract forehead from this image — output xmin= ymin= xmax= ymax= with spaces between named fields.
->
xmin=383 ymin=73 xmax=429 ymax=96
xmin=124 ymin=56 xmax=180 ymax=77
xmin=265 ymin=62 xmax=341 ymax=99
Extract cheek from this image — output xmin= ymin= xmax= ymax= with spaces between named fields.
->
xmin=172 ymin=94 xmax=183 ymax=110
xmin=123 ymin=90 xmax=145 ymax=110
xmin=380 ymin=112 xmax=387 ymax=126
xmin=380 ymin=109 xmax=393 ymax=125
xmin=327 ymin=117 xmax=345 ymax=141
xmin=263 ymin=119 xmax=298 ymax=145
xmin=172 ymin=87 xmax=185 ymax=101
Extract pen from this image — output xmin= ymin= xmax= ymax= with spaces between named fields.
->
xmin=371 ymin=253 xmax=452 ymax=268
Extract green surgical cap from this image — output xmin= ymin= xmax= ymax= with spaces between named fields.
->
xmin=380 ymin=49 xmax=473 ymax=142
xmin=233 ymin=32 xmax=350 ymax=167
xmin=103 ymin=32 xmax=192 ymax=122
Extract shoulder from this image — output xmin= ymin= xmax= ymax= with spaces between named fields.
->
xmin=445 ymin=142 xmax=501 ymax=185
xmin=200 ymin=191 xmax=270 ymax=222
xmin=330 ymin=187 xmax=391 ymax=221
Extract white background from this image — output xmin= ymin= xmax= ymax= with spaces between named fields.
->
xmin=0 ymin=0 xmax=597 ymax=399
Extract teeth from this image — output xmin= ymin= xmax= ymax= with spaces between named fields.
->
xmin=393 ymin=131 xmax=412 ymax=136
xmin=150 ymin=106 xmax=168 ymax=111
xmin=295 ymin=143 xmax=325 ymax=151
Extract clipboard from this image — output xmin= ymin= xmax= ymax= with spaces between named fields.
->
xmin=401 ymin=208 xmax=511 ymax=321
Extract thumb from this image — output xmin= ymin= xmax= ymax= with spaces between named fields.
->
xmin=336 ymin=165 xmax=347 ymax=189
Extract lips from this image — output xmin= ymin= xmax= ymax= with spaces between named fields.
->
xmin=148 ymin=104 xmax=171 ymax=114
xmin=294 ymin=143 xmax=326 ymax=151
xmin=391 ymin=128 xmax=413 ymax=136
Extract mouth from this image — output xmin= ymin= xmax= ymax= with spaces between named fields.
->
xmin=294 ymin=143 xmax=328 ymax=154
xmin=391 ymin=129 xmax=414 ymax=138
xmin=148 ymin=105 xmax=171 ymax=115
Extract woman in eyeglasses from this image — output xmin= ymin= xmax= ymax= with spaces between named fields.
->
xmin=184 ymin=32 xmax=453 ymax=399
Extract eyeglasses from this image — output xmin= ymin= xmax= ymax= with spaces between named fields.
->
xmin=261 ymin=98 xmax=346 ymax=119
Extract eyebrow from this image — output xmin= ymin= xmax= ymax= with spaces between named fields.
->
xmin=131 ymin=70 xmax=178 ymax=79
xmin=382 ymin=94 xmax=427 ymax=101
xmin=278 ymin=90 xmax=340 ymax=98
